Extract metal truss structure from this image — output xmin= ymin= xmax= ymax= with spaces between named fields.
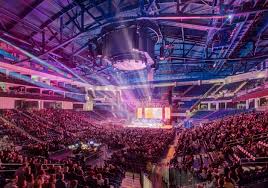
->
xmin=0 ymin=0 xmax=268 ymax=84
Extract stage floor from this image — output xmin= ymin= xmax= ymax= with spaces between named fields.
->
xmin=124 ymin=124 xmax=173 ymax=129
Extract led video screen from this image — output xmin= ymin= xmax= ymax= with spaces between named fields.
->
xmin=137 ymin=108 xmax=143 ymax=119
xmin=141 ymin=107 xmax=163 ymax=119
xmin=164 ymin=107 xmax=171 ymax=119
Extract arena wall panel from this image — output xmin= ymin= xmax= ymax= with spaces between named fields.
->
xmin=0 ymin=97 xmax=15 ymax=109
xmin=62 ymin=101 xmax=73 ymax=109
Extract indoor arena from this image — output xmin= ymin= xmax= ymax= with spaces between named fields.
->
xmin=0 ymin=0 xmax=268 ymax=188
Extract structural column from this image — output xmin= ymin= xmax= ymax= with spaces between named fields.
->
xmin=208 ymin=103 xmax=211 ymax=110
xmin=39 ymin=101 xmax=44 ymax=110
xmin=254 ymin=98 xmax=259 ymax=108
xmin=245 ymin=100 xmax=249 ymax=109
xmin=216 ymin=103 xmax=219 ymax=110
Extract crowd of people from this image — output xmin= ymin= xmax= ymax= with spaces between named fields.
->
xmin=0 ymin=109 xmax=174 ymax=187
xmin=170 ymin=111 xmax=268 ymax=187
xmin=0 ymin=117 xmax=34 ymax=147
xmin=0 ymin=148 xmax=125 ymax=188
xmin=1 ymin=108 xmax=268 ymax=187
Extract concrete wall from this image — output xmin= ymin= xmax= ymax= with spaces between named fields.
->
xmin=0 ymin=97 xmax=15 ymax=109
xmin=61 ymin=101 xmax=73 ymax=110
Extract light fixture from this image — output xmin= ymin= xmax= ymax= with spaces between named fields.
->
xmin=228 ymin=14 xmax=233 ymax=19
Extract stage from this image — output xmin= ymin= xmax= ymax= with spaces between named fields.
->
xmin=125 ymin=119 xmax=172 ymax=129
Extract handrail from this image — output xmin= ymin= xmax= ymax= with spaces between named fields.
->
xmin=240 ymin=177 xmax=268 ymax=188
xmin=0 ymin=163 xmax=22 ymax=166
xmin=0 ymin=163 xmax=65 ymax=166
xmin=241 ymin=161 xmax=268 ymax=165
xmin=240 ymin=157 xmax=268 ymax=165
xmin=0 ymin=170 xmax=17 ymax=172
xmin=225 ymin=131 xmax=268 ymax=145
xmin=190 ymin=84 xmax=220 ymax=112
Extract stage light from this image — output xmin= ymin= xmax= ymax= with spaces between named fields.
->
xmin=95 ymin=43 xmax=102 ymax=57
xmin=228 ymin=14 xmax=233 ymax=19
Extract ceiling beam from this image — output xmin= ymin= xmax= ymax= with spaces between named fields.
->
xmin=5 ymin=0 xmax=45 ymax=31
xmin=0 ymin=8 xmax=41 ymax=32
xmin=27 ymin=2 xmax=78 ymax=39
xmin=169 ymin=52 xmax=268 ymax=62
xmin=160 ymin=20 xmax=218 ymax=31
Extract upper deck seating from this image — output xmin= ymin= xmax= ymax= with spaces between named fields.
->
xmin=184 ymin=84 xmax=213 ymax=97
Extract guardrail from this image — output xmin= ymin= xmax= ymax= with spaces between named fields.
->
xmin=240 ymin=157 xmax=268 ymax=165
xmin=225 ymin=131 xmax=268 ymax=146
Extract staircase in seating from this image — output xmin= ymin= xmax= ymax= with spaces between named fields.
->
xmin=121 ymin=172 xmax=141 ymax=188
xmin=233 ymin=81 xmax=247 ymax=94
xmin=182 ymin=85 xmax=195 ymax=96
xmin=210 ymin=83 xmax=224 ymax=96
xmin=190 ymin=84 xmax=220 ymax=112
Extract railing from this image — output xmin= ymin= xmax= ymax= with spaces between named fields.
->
xmin=240 ymin=157 xmax=268 ymax=165
xmin=48 ymin=148 xmax=69 ymax=157
xmin=181 ymin=181 xmax=211 ymax=188
xmin=240 ymin=178 xmax=268 ymax=188
xmin=225 ymin=131 xmax=268 ymax=146
xmin=236 ymin=85 xmax=264 ymax=97
xmin=0 ymin=163 xmax=65 ymax=173
xmin=236 ymin=145 xmax=255 ymax=161
xmin=190 ymin=84 xmax=220 ymax=112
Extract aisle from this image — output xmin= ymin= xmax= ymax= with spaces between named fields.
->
xmin=151 ymin=133 xmax=180 ymax=188
xmin=121 ymin=172 xmax=141 ymax=188
xmin=121 ymin=133 xmax=180 ymax=188
xmin=162 ymin=133 xmax=180 ymax=165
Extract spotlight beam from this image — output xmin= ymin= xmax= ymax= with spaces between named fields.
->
xmin=49 ymin=56 xmax=88 ymax=83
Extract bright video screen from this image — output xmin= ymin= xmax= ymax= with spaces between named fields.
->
xmin=164 ymin=107 xmax=171 ymax=119
xmin=144 ymin=108 xmax=153 ymax=119
xmin=152 ymin=108 xmax=162 ymax=119
xmin=143 ymin=108 xmax=162 ymax=119
xmin=137 ymin=108 xmax=143 ymax=119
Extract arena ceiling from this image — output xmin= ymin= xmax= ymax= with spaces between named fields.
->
xmin=0 ymin=0 xmax=268 ymax=85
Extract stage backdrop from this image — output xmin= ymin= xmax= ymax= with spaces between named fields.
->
xmin=137 ymin=107 xmax=170 ymax=119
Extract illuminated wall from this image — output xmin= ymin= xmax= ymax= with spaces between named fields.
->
xmin=0 ymin=97 xmax=15 ymax=109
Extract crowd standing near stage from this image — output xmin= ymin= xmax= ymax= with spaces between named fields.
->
xmin=170 ymin=111 xmax=268 ymax=187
